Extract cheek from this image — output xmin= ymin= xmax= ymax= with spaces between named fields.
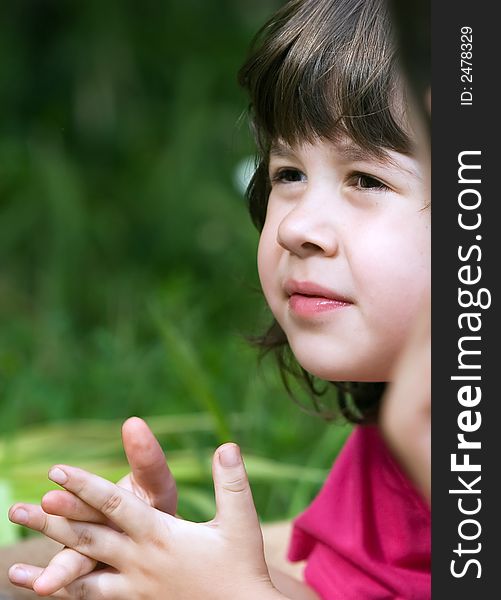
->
xmin=359 ymin=208 xmax=429 ymax=277
xmin=355 ymin=219 xmax=430 ymax=332
xmin=257 ymin=222 xmax=280 ymax=309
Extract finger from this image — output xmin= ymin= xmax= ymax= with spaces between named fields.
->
xmin=42 ymin=489 xmax=106 ymax=524
xmin=8 ymin=563 xmax=44 ymax=591
xmin=212 ymin=444 xmax=260 ymax=534
xmin=121 ymin=416 xmax=178 ymax=514
xmin=42 ymin=568 xmax=127 ymax=600
xmin=33 ymin=547 xmax=97 ymax=596
xmin=8 ymin=550 xmax=97 ymax=597
xmin=8 ymin=564 xmax=71 ymax=599
xmin=8 ymin=503 xmax=127 ymax=569
xmin=47 ymin=464 xmax=161 ymax=540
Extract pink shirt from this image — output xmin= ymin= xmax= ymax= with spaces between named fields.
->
xmin=288 ymin=426 xmax=430 ymax=599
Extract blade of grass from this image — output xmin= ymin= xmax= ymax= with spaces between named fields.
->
xmin=152 ymin=309 xmax=232 ymax=441
xmin=0 ymin=480 xmax=18 ymax=545
xmin=287 ymin=423 xmax=352 ymax=517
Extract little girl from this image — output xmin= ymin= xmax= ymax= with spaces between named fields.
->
xmin=7 ymin=0 xmax=430 ymax=598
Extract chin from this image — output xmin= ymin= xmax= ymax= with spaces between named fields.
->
xmin=291 ymin=347 xmax=350 ymax=381
xmin=291 ymin=344 xmax=391 ymax=383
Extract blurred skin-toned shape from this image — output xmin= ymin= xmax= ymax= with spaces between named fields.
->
xmin=380 ymin=0 xmax=431 ymax=504
xmin=381 ymin=296 xmax=431 ymax=502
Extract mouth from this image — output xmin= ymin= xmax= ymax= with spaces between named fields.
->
xmin=284 ymin=279 xmax=353 ymax=317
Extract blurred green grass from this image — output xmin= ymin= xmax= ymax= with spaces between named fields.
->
xmin=0 ymin=0 xmax=351 ymax=545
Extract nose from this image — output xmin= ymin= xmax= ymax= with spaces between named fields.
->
xmin=277 ymin=196 xmax=339 ymax=258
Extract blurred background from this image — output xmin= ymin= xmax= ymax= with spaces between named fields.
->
xmin=0 ymin=0 xmax=350 ymax=545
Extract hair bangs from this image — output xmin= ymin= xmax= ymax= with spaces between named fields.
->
xmin=239 ymin=0 xmax=412 ymax=158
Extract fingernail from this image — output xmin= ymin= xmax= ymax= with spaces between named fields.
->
xmin=219 ymin=444 xmax=241 ymax=468
xmin=9 ymin=566 xmax=28 ymax=585
xmin=11 ymin=508 xmax=28 ymax=525
xmin=49 ymin=467 xmax=68 ymax=485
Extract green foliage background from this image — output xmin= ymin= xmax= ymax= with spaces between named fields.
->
xmin=0 ymin=0 xmax=350 ymax=544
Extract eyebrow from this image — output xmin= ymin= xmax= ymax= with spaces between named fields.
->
xmin=269 ymin=141 xmax=297 ymax=159
xmin=336 ymin=142 xmax=382 ymax=164
xmin=269 ymin=139 xmax=421 ymax=180
xmin=340 ymin=143 xmax=419 ymax=177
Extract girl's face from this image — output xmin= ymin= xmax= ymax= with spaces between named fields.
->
xmin=258 ymin=138 xmax=430 ymax=382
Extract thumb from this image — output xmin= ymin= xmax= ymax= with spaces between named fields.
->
xmin=213 ymin=443 xmax=260 ymax=533
xmin=121 ymin=416 xmax=178 ymax=514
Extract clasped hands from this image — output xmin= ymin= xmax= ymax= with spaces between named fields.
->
xmin=8 ymin=418 xmax=285 ymax=600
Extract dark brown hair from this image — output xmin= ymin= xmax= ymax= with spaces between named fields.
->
xmin=239 ymin=0 xmax=413 ymax=423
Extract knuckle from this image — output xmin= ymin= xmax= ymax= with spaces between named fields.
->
xmin=77 ymin=554 xmax=96 ymax=576
xmin=223 ymin=476 xmax=248 ymax=494
xmin=100 ymin=492 xmax=123 ymax=516
xmin=53 ymin=561 xmax=71 ymax=580
xmin=75 ymin=581 xmax=88 ymax=600
xmin=76 ymin=527 xmax=94 ymax=550
xmin=40 ymin=513 xmax=51 ymax=535
xmin=149 ymin=531 xmax=169 ymax=551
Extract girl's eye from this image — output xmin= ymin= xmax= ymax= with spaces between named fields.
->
xmin=350 ymin=172 xmax=390 ymax=191
xmin=270 ymin=168 xmax=306 ymax=184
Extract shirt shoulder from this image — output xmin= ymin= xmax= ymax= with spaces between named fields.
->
xmin=288 ymin=426 xmax=430 ymax=600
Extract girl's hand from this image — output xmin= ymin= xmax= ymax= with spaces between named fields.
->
xmin=8 ymin=416 xmax=179 ymax=596
xmin=9 ymin=444 xmax=285 ymax=600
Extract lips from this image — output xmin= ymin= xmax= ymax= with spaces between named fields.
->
xmin=284 ymin=279 xmax=353 ymax=316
